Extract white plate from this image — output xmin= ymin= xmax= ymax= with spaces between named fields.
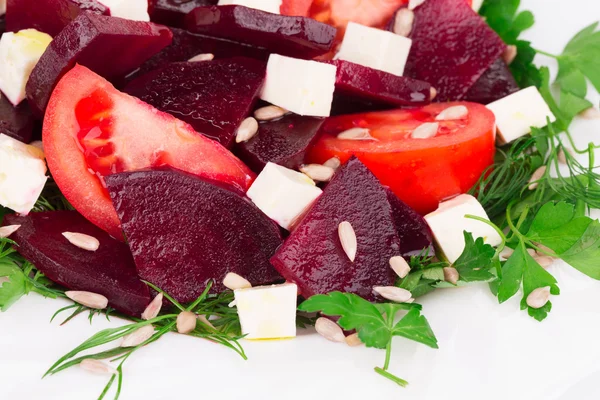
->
xmin=2 ymin=1 xmax=600 ymax=399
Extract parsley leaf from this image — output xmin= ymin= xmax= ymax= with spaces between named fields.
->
xmin=0 ymin=260 xmax=28 ymax=311
xmin=453 ymin=232 xmax=496 ymax=282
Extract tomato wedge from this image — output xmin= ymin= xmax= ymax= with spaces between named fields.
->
xmin=306 ymin=103 xmax=496 ymax=215
xmin=309 ymin=0 xmax=406 ymax=32
xmin=43 ymin=65 xmax=254 ymax=238
xmin=280 ymin=0 xmax=313 ymax=16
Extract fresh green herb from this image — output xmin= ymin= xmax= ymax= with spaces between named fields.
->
xmin=298 ymin=292 xmax=438 ymax=387
xmin=452 ymin=232 xmax=496 ymax=283
xmin=33 ymin=179 xmax=73 ymax=212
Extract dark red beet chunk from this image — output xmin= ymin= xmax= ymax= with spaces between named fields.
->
xmin=404 ymin=0 xmax=506 ymax=102
xmin=125 ymin=58 xmax=265 ymax=148
xmin=271 ymin=157 xmax=400 ymax=301
xmin=127 ymin=28 xmax=268 ymax=82
xmin=185 ymin=5 xmax=337 ymax=59
xmin=0 ymin=93 xmax=35 ymax=143
xmin=6 ymin=0 xmax=108 ymax=36
xmin=327 ymin=60 xmax=432 ymax=108
xmin=385 ymin=188 xmax=433 ymax=258
xmin=150 ymin=0 xmax=217 ymax=28
xmin=465 ymin=58 xmax=519 ymax=104
xmin=106 ymin=169 xmax=283 ymax=303
xmin=235 ymin=114 xmax=324 ymax=173
xmin=25 ymin=12 xmax=172 ymax=117
xmin=3 ymin=211 xmax=151 ymax=316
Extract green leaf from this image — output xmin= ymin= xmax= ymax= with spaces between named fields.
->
xmin=511 ymin=41 xmax=542 ymax=88
xmin=392 ymin=307 xmax=438 ymax=349
xmin=421 ymin=267 xmax=444 ymax=281
xmin=454 ymin=232 xmax=496 ymax=282
xmin=520 ymin=250 xmax=559 ymax=321
xmin=479 ymin=0 xmax=534 ymax=44
xmin=560 ymin=220 xmax=600 ymax=280
xmin=0 ymin=260 xmax=28 ymax=311
xmin=497 ymin=246 xmax=524 ymax=303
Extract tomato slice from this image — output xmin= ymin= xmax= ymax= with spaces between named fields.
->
xmin=306 ymin=103 xmax=496 ymax=215
xmin=310 ymin=0 xmax=407 ymax=32
xmin=43 ymin=65 xmax=255 ymax=238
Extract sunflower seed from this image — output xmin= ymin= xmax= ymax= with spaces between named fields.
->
xmin=338 ymin=221 xmax=357 ymax=262
xmin=526 ymin=286 xmax=551 ymax=309
xmin=188 ymin=53 xmax=214 ymax=62
xmin=336 ymin=127 xmax=374 ymax=140
xmin=502 ymin=45 xmax=517 ymax=65
xmin=121 ymin=325 xmax=155 ymax=347
xmin=236 ymin=117 xmax=259 ymax=143
xmin=535 ymin=244 xmax=558 ymax=259
xmin=443 ymin=267 xmax=459 ymax=285
xmin=177 ymin=311 xmax=197 ymax=334
xmin=579 ymin=107 xmax=600 ymax=119
xmin=534 ymin=255 xmax=554 ymax=269
xmin=411 ymin=122 xmax=439 ymax=139
xmin=345 ymin=333 xmax=363 ymax=347
xmin=0 ymin=276 xmax=9 ymax=285
xmin=223 ymin=272 xmax=252 ymax=290
xmin=389 ymin=256 xmax=411 ymax=279
xmin=323 ymin=157 xmax=341 ymax=170
xmin=80 ymin=359 xmax=116 ymax=375
xmin=0 ymin=224 xmax=20 ymax=238
xmin=430 ymin=87 xmax=437 ymax=100
xmin=141 ymin=293 xmax=163 ymax=320
xmin=373 ymin=286 xmax=413 ymax=303
xmin=527 ymin=248 xmax=537 ymax=257
xmin=528 ymin=166 xmax=547 ymax=190
xmin=300 ymin=164 xmax=335 ymax=182
xmin=315 ymin=317 xmax=345 ymax=343
xmin=62 ymin=232 xmax=100 ymax=251
xmin=408 ymin=0 xmax=426 ymax=10
xmin=435 ymin=105 xmax=468 ymax=121
xmin=254 ymin=105 xmax=288 ymax=121
xmin=393 ymin=8 xmax=415 ymax=37
xmin=499 ymin=247 xmax=514 ymax=260
xmin=65 ymin=291 xmax=108 ymax=309
xmin=197 ymin=314 xmax=216 ymax=330
xmin=557 ymin=147 xmax=573 ymax=165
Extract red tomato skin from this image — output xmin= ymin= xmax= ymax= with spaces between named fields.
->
xmin=306 ymin=103 xmax=496 ymax=215
xmin=280 ymin=0 xmax=313 ymax=16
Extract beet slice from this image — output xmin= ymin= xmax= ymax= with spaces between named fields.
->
xmin=385 ymin=188 xmax=433 ymax=258
xmin=3 ymin=211 xmax=151 ymax=316
xmin=270 ymin=157 xmax=400 ymax=301
xmin=327 ymin=60 xmax=432 ymax=108
xmin=106 ymin=168 xmax=283 ymax=303
xmin=465 ymin=58 xmax=519 ymax=105
xmin=150 ymin=0 xmax=217 ymax=28
xmin=124 ymin=58 xmax=265 ymax=148
xmin=235 ymin=114 xmax=324 ymax=173
xmin=185 ymin=5 xmax=337 ymax=59
xmin=25 ymin=12 xmax=172 ymax=117
xmin=0 ymin=93 xmax=35 ymax=143
xmin=404 ymin=0 xmax=506 ymax=102
xmin=6 ymin=0 xmax=108 ymax=36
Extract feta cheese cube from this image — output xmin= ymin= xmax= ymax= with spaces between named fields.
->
xmin=0 ymin=29 xmax=52 ymax=106
xmin=0 ymin=134 xmax=48 ymax=215
xmin=471 ymin=0 xmax=484 ymax=12
xmin=247 ymin=162 xmax=322 ymax=230
xmin=218 ymin=0 xmax=282 ymax=14
xmin=486 ymin=86 xmax=556 ymax=144
xmin=424 ymin=194 xmax=502 ymax=263
xmin=260 ymin=54 xmax=337 ymax=117
xmin=235 ymin=283 xmax=297 ymax=340
xmin=0 ymin=0 xmax=6 ymax=16
xmin=98 ymin=0 xmax=150 ymax=21
xmin=335 ymin=22 xmax=412 ymax=77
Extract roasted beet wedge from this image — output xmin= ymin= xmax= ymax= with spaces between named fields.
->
xmin=106 ymin=169 xmax=283 ymax=303
xmin=235 ymin=114 xmax=324 ymax=173
xmin=404 ymin=0 xmax=506 ymax=102
xmin=25 ymin=12 xmax=172 ymax=117
xmin=150 ymin=0 xmax=217 ymax=28
xmin=465 ymin=58 xmax=519 ymax=105
xmin=185 ymin=5 xmax=337 ymax=59
xmin=125 ymin=58 xmax=265 ymax=148
xmin=385 ymin=188 xmax=433 ymax=258
xmin=3 ymin=211 xmax=151 ymax=316
xmin=327 ymin=60 xmax=432 ymax=108
xmin=0 ymin=94 xmax=35 ymax=143
xmin=6 ymin=0 xmax=108 ymax=36
xmin=270 ymin=157 xmax=400 ymax=301
xmin=128 ymin=28 xmax=268 ymax=81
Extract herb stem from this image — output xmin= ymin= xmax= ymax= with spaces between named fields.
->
xmin=374 ymin=367 xmax=409 ymax=388
xmin=534 ymin=49 xmax=558 ymax=58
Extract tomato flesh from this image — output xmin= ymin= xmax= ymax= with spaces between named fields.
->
xmin=306 ymin=102 xmax=496 ymax=214
xmin=43 ymin=65 xmax=254 ymax=238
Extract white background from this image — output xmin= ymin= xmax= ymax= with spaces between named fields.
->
xmin=2 ymin=0 xmax=600 ymax=399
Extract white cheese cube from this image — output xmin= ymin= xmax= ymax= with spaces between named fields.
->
xmin=425 ymin=194 xmax=502 ymax=263
xmin=260 ymin=54 xmax=337 ymax=117
xmin=335 ymin=22 xmax=412 ymax=77
xmin=0 ymin=134 xmax=48 ymax=215
xmin=0 ymin=0 xmax=6 ymax=16
xmin=486 ymin=86 xmax=556 ymax=144
xmin=218 ymin=0 xmax=282 ymax=14
xmin=0 ymin=29 xmax=52 ymax=106
xmin=471 ymin=0 xmax=484 ymax=12
xmin=235 ymin=283 xmax=297 ymax=340
xmin=99 ymin=0 xmax=150 ymax=21
xmin=247 ymin=162 xmax=322 ymax=230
